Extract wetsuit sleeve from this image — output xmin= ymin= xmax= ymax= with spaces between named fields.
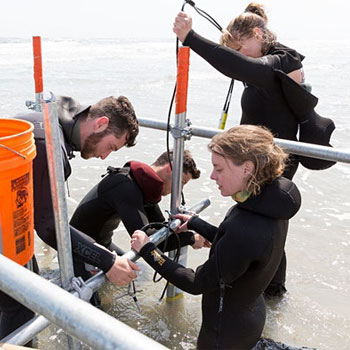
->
xmin=138 ymin=217 xmax=263 ymax=294
xmin=183 ymin=30 xmax=276 ymax=89
xmin=139 ymin=242 xmax=220 ymax=295
xmin=32 ymin=138 xmax=58 ymax=247
xmin=157 ymin=231 xmax=195 ymax=252
xmin=187 ymin=216 xmax=218 ymax=243
xmin=143 ymin=203 xmax=165 ymax=223
xmin=70 ymin=226 xmax=115 ymax=273
xmin=104 ymin=180 xmax=152 ymax=235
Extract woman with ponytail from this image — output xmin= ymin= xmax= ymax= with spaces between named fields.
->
xmin=173 ymin=3 xmax=335 ymax=297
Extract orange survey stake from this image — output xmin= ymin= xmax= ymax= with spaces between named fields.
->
xmin=32 ymin=36 xmax=43 ymax=94
xmin=175 ymin=46 xmax=190 ymax=115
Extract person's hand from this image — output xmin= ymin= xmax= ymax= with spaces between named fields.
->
xmin=105 ymin=256 xmax=140 ymax=286
xmin=131 ymin=230 xmax=150 ymax=253
xmin=173 ymin=11 xmax=193 ymax=43
xmin=191 ymin=234 xmax=212 ymax=249
xmin=173 ymin=213 xmax=193 ymax=233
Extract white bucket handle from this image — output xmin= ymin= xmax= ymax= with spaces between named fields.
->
xmin=0 ymin=143 xmax=26 ymax=159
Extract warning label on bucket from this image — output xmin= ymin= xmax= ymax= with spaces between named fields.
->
xmin=11 ymin=173 xmax=29 ymax=191
xmin=11 ymin=173 xmax=31 ymax=253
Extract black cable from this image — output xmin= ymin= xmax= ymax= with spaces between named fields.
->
xmin=141 ymin=222 xmax=172 ymax=259
xmin=223 ymin=79 xmax=234 ymax=113
xmin=186 ymin=1 xmax=223 ymax=32
xmin=183 ymin=1 xmax=235 ymax=130
xmin=156 ymin=233 xmax=181 ymax=301
xmin=149 ymin=221 xmax=182 ymax=302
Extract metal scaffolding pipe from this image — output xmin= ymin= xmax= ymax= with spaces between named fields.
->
xmin=42 ymin=100 xmax=80 ymax=349
xmin=42 ymin=100 xmax=75 ymax=289
xmin=0 ymin=254 xmax=169 ymax=350
xmin=2 ymin=271 xmax=107 ymax=346
xmin=166 ymin=46 xmax=191 ymax=299
xmin=2 ymin=198 xmax=210 ymax=346
xmin=138 ymin=118 xmax=350 ymax=164
xmin=170 ymin=112 xmax=186 ymax=212
xmin=1 ymin=315 xmax=48 ymax=346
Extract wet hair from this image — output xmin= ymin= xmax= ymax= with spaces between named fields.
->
xmin=152 ymin=150 xmax=201 ymax=180
xmin=208 ymin=125 xmax=287 ymax=195
xmin=84 ymin=96 xmax=139 ymax=147
xmin=220 ymin=2 xmax=276 ymax=55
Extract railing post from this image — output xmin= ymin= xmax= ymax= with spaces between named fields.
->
xmin=42 ymin=99 xmax=81 ymax=350
xmin=167 ymin=46 xmax=191 ymax=300
xmin=32 ymin=35 xmax=80 ymax=350
xmin=42 ymin=100 xmax=75 ymax=288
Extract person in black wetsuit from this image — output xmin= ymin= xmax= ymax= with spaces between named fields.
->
xmin=131 ymin=125 xmax=301 ymax=350
xmin=70 ymin=149 xmax=208 ymax=282
xmin=0 ymin=95 xmax=139 ymax=343
xmin=173 ymin=3 xmax=335 ymax=297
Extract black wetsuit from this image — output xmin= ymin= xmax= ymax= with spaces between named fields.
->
xmin=183 ymin=31 xmax=306 ymax=296
xmin=184 ymin=30 xmax=304 ymax=178
xmin=138 ymin=177 xmax=301 ymax=350
xmin=0 ymin=97 xmax=116 ymax=339
xmin=70 ymin=161 xmax=195 ymax=280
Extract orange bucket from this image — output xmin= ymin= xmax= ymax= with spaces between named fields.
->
xmin=0 ymin=118 xmax=36 ymax=265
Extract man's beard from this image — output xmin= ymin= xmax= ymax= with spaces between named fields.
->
xmin=80 ymin=130 xmax=108 ymax=159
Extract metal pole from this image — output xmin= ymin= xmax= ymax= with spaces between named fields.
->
xmin=167 ymin=46 xmax=191 ymax=299
xmin=0 ymin=315 xmax=48 ymax=346
xmin=274 ymin=138 xmax=350 ymax=164
xmin=0 ymin=254 xmax=169 ymax=350
xmin=2 ymin=272 xmax=106 ymax=346
xmin=138 ymin=118 xmax=350 ymax=164
xmin=170 ymin=113 xmax=186 ymax=211
xmin=41 ymin=100 xmax=75 ymax=289
xmin=42 ymin=100 xmax=80 ymax=350
xmin=27 ymin=35 xmax=79 ymax=349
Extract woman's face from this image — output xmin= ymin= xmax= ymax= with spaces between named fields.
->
xmin=228 ymin=28 xmax=263 ymax=58
xmin=237 ymin=36 xmax=263 ymax=57
xmin=210 ymin=152 xmax=251 ymax=197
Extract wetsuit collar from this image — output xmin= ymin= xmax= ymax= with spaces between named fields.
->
xmin=71 ymin=119 xmax=81 ymax=151
xmin=237 ymin=177 xmax=301 ymax=220
xmin=56 ymin=96 xmax=90 ymax=157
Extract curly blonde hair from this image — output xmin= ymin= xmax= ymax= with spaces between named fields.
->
xmin=220 ymin=2 xmax=276 ymax=55
xmin=208 ymin=125 xmax=287 ymax=195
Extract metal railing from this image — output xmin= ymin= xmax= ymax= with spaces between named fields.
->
xmin=138 ymin=117 xmax=350 ymax=164
xmin=0 ymin=254 xmax=169 ymax=350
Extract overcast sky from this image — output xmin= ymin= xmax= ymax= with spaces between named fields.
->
xmin=1 ymin=0 xmax=349 ymax=41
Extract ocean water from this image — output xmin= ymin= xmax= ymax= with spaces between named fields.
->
xmin=0 ymin=37 xmax=350 ymax=350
